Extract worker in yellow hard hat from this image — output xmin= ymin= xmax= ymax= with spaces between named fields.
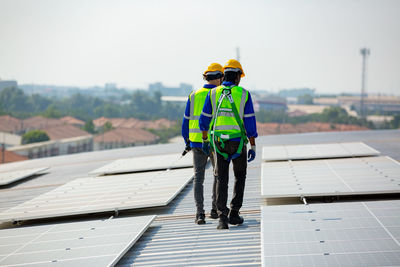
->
xmin=199 ymin=59 xmax=257 ymax=229
xmin=182 ymin=63 xmax=223 ymax=224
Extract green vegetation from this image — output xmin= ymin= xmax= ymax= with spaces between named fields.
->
xmin=83 ymin=120 xmax=96 ymax=134
xmin=102 ymin=121 xmax=114 ymax=133
xmin=21 ymin=130 xmax=50 ymax=144
xmin=0 ymin=86 xmax=183 ymax=121
xmin=42 ymin=104 xmax=62 ymax=118
xmin=256 ymin=106 xmax=375 ymax=128
xmin=390 ymin=115 xmax=400 ymax=129
xmin=148 ymin=122 xmax=181 ymax=144
xmin=297 ymin=94 xmax=314 ymax=105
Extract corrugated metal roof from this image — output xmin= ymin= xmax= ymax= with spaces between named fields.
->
xmin=0 ymin=130 xmax=399 ymax=266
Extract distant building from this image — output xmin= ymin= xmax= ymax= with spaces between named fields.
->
xmin=23 ymin=116 xmax=64 ymax=132
xmin=0 ymin=132 xmax=22 ymax=148
xmin=0 ymin=149 xmax=28 ymax=164
xmin=287 ymin=104 xmax=327 ymax=115
xmin=338 ymin=96 xmax=400 ymax=115
xmin=93 ymin=117 xmax=176 ymax=130
xmin=314 ymin=97 xmax=339 ymax=106
xmin=367 ymin=115 xmax=394 ymax=128
xmin=41 ymin=124 xmax=90 ymax=140
xmin=0 ymin=79 xmax=18 ymax=90
xmin=0 ymin=115 xmax=23 ymax=134
xmin=256 ymin=122 xmax=368 ymax=136
xmin=94 ymin=128 xmax=159 ymax=150
xmin=60 ymin=116 xmax=85 ymax=127
xmin=253 ymin=95 xmax=287 ymax=112
xmin=8 ymin=136 xmax=93 ymax=159
xmin=148 ymin=82 xmax=193 ymax=96
xmin=105 ymin=83 xmax=117 ymax=90
xmin=278 ymin=88 xmax=315 ymax=98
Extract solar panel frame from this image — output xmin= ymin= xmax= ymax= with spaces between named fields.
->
xmin=261 ymin=156 xmax=400 ymax=199
xmin=89 ymin=152 xmax=193 ymax=176
xmin=261 ymin=201 xmax=400 ymax=267
xmin=0 ymin=215 xmax=156 ymax=266
xmin=262 ymin=142 xmax=380 ymax=162
xmin=0 ymin=168 xmax=193 ymax=223
xmin=0 ymin=167 xmax=49 ymax=186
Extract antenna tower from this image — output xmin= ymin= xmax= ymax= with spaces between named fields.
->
xmin=236 ymin=47 xmax=240 ymax=61
xmin=360 ymin=47 xmax=370 ymax=118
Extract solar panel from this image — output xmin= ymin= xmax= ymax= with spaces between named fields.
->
xmin=262 ymin=142 xmax=380 ymax=161
xmin=0 ymin=168 xmax=193 ymax=222
xmin=0 ymin=215 xmax=155 ymax=266
xmin=90 ymin=152 xmax=193 ymax=175
xmin=0 ymin=167 xmax=49 ymax=186
xmin=261 ymin=156 xmax=400 ymax=199
xmin=261 ymin=201 xmax=400 ymax=267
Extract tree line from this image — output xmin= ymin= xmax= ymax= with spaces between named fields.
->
xmin=1 ymin=86 xmax=399 ymax=134
xmin=0 ymin=86 xmax=183 ymax=121
xmin=256 ymin=106 xmax=400 ymax=129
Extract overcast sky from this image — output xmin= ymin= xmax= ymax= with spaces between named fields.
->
xmin=0 ymin=0 xmax=399 ymax=95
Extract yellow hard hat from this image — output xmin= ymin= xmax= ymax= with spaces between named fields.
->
xmin=204 ymin=63 xmax=224 ymax=75
xmin=223 ymin=59 xmax=245 ymax=77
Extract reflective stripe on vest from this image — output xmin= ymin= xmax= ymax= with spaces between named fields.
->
xmin=188 ymin=87 xmax=211 ymax=142
xmin=210 ymin=85 xmax=248 ymax=136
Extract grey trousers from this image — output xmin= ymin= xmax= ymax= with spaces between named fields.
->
xmin=214 ymin=141 xmax=247 ymax=217
xmin=192 ymin=147 xmax=217 ymax=214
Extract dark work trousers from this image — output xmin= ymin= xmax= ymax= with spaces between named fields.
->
xmin=214 ymin=141 xmax=247 ymax=217
xmin=192 ymin=147 xmax=217 ymax=214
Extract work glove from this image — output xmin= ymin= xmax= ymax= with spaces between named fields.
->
xmin=248 ymin=145 xmax=256 ymax=162
xmin=202 ymin=140 xmax=210 ymax=155
xmin=182 ymin=139 xmax=191 ymax=156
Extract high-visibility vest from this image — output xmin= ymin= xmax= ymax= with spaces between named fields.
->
xmin=210 ymin=85 xmax=249 ymax=136
xmin=188 ymin=87 xmax=211 ymax=143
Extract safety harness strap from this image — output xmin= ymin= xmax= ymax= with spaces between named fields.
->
xmin=210 ymin=86 xmax=248 ymax=160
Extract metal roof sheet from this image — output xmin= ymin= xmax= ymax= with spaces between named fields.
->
xmin=0 ymin=130 xmax=399 ymax=266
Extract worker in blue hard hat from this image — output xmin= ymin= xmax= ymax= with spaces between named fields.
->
xmin=182 ymin=63 xmax=224 ymax=224
xmin=199 ymin=59 xmax=257 ymax=230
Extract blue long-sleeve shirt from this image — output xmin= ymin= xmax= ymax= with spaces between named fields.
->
xmin=181 ymin=84 xmax=216 ymax=148
xmin=199 ymin=81 xmax=258 ymax=141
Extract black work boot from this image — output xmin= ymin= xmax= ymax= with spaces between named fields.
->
xmin=195 ymin=213 xmax=206 ymax=224
xmin=217 ymin=215 xmax=229 ymax=229
xmin=229 ymin=210 xmax=244 ymax=225
xmin=209 ymin=209 xmax=219 ymax=219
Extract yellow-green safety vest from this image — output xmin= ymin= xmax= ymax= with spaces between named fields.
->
xmin=188 ymin=87 xmax=211 ymax=143
xmin=210 ymin=85 xmax=249 ymax=136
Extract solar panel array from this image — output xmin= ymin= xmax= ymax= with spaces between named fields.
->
xmin=261 ymin=201 xmax=400 ymax=267
xmin=0 ymin=167 xmax=49 ymax=186
xmin=90 ymin=152 xmax=193 ymax=175
xmin=0 ymin=168 xmax=194 ymax=222
xmin=262 ymin=142 xmax=380 ymax=162
xmin=261 ymin=156 xmax=400 ymax=199
xmin=0 ymin=215 xmax=156 ymax=266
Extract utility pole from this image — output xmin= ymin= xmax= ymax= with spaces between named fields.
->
xmin=1 ymin=143 xmax=4 ymax=164
xmin=236 ymin=47 xmax=240 ymax=62
xmin=360 ymin=47 xmax=370 ymax=118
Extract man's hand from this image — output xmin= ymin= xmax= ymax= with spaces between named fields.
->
xmin=182 ymin=139 xmax=191 ymax=156
xmin=248 ymin=145 xmax=256 ymax=162
xmin=202 ymin=140 xmax=210 ymax=155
